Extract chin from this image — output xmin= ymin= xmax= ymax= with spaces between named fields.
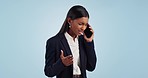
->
xmin=78 ymin=33 xmax=82 ymax=36
xmin=78 ymin=34 xmax=81 ymax=36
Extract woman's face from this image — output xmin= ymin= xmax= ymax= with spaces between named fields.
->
xmin=69 ymin=17 xmax=88 ymax=36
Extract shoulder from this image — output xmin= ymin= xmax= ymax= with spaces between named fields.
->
xmin=78 ymin=35 xmax=85 ymax=41
xmin=79 ymin=35 xmax=84 ymax=39
xmin=46 ymin=33 xmax=64 ymax=43
xmin=78 ymin=35 xmax=95 ymax=46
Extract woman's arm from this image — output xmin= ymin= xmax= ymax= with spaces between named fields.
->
xmin=84 ymin=40 xmax=97 ymax=71
xmin=44 ymin=38 xmax=65 ymax=77
xmin=83 ymin=25 xmax=97 ymax=71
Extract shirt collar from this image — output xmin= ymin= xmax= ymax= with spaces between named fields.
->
xmin=65 ymin=32 xmax=78 ymax=41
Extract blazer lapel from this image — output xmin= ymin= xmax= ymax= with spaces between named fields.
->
xmin=58 ymin=33 xmax=72 ymax=55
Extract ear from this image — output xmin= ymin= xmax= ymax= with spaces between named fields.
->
xmin=67 ymin=18 xmax=72 ymax=25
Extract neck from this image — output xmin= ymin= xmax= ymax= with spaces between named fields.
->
xmin=67 ymin=29 xmax=77 ymax=40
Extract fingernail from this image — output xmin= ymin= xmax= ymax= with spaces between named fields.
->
xmin=69 ymin=55 xmax=73 ymax=57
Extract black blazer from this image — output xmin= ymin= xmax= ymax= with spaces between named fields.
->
xmin=44 ymin=33 xmax=97 ymax=78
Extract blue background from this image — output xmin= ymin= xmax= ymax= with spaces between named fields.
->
xmin=0 ymin=0 xmax=148 ymax=78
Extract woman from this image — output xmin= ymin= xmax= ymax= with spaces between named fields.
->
xmin=44 ymin=5 xmax=97 ymax=78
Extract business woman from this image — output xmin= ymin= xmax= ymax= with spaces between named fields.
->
xmin=44 ymin=5 xmax=97 ymax=78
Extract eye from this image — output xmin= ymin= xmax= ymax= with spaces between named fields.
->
xmin=78 ymin=23 xmax=83 ymax=26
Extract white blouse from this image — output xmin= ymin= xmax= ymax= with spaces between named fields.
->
xmin=65 ymin=32 xmax=81 ymax=75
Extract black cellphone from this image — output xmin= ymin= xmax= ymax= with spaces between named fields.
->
xmin=84 ymin=24 xmax=93 ymax=38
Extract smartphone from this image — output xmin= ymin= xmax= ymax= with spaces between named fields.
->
xmin=84 ymin=24 xmax=93 ymax=38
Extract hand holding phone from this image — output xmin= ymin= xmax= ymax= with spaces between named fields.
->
xmin=84 ymin=24 xmax=93 ymax=38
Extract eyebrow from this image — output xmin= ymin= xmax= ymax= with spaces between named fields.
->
xmin=78 ymin=22 xmax=88 ymax=25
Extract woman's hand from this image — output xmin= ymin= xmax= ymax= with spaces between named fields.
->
xmin=84 ymin=26 xmax=94 ymax=42
xmin=60 ymin=50 xmax=73 ymax=66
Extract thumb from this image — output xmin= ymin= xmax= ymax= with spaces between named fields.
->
xmin=60 ymin=50 xmax=64 ymax=58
